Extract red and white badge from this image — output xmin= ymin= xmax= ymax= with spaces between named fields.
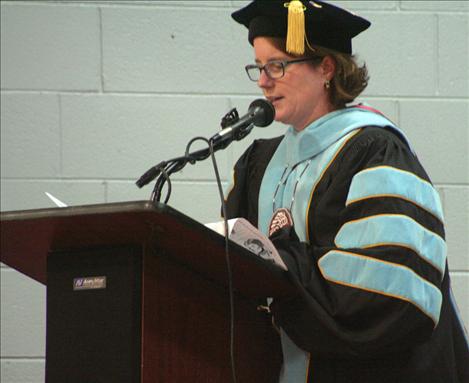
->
xmin=268 ymin=208 xmax=294 ymax=237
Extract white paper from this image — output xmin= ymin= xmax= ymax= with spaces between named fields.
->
xmin=45 ymin=192 xmax=68 ymax=207
xmin=205 ymin=218 xmax=287 ymax=270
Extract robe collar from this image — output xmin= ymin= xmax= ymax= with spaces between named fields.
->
xmin=282 ymin=105 xmax=407 ymax=167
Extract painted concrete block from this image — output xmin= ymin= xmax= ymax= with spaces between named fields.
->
xmin=0 ymin=180 xmax=106 ymax=212
xmin=165 ymin=181 xmax=227 ymax=224
xmin=439 ymin=14 xmax=469 ymax=97
xmin=399 ymin=100 xmax=469 ymax=184
xmin=149 ymin=1 xmax=230 ymax=6
xmin=106 ymin=180 xmax=224 ymax=224
xmin=355 ymin=13 xmax=437 ymax=97
xmin=67 ymin=1 xmax=228 ymax=5
xmin=232 ymin=0 xmax=398 ymax=10
xmin=231 ymin=0 xmax=254 ymax=7
xmin=0 ymin=93 xmax=60 ymax=178
xmin=354 ymin=98 xmax=400 ymax=124
xmin=443 ymin=186 xmax=469 ymax=271
xmin=0 ymin=269 xmax=46 ymax=357
xmin=450 ymin=272 xmax=469 ymax=329
xmin=400 ymin=1 xmax=469 ymax=11
xmin=61 ymin=94 xmax=231 ymax=180
xmin=102 ymin=7 xmax=253 ymax=94
xmin=333 ymin=1 xmax=398 ymax=10
xmin=0 ymin=360 xmax=44 ymax=383
xmin=0 ymin=4 xmax=100 ymax=91
xmin=105 ymin=180 xmax=151 ymax=203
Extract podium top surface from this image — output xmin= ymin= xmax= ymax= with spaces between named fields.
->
xmin=1 ymin=201 xmax=293 ymax=298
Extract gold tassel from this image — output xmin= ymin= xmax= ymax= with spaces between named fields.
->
xmin=284 ymin=1 xmax=306 ymax=55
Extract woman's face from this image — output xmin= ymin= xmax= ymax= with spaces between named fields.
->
xmin=253 ymin=37 xmax=333 ymax=131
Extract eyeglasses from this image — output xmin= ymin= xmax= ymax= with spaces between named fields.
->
xmin=245 ymin=57 xmax=323 ymax=82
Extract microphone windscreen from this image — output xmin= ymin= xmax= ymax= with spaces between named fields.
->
xmin=248 ymin=99 xmax=275 ymax=127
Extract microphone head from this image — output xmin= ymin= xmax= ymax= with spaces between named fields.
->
xmin=248 ymin=99 xmax=275 ymax=127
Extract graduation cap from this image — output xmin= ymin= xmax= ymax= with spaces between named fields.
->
xmin=232 ymin=0 xmax=371 ymax=55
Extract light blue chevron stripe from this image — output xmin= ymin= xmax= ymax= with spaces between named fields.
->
xmin=319 ymin=250 xmax=443 ymax=326
xmin=346 ymin=166 xmax=444 ymax=221
xmin=335 ymin=215 xmax=447 ymax=276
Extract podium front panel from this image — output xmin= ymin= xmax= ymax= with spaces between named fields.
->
xmin=46 ymin=245 xmax=142 ymax=383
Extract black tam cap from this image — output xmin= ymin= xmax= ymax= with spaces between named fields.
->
xmin=232 ymin=0 xmax=371 ymax=55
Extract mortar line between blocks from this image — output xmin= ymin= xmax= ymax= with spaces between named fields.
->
xmin=435 ymin=14 xmax=441 ymax=97
xmin=58 ymin=94 xmax=63 ymax=177
xmin=99 ymin=7 xmax=105 ymax=93
xmin=1 ymin=90 xmax=468 ymax=101
xmin=103 ymin=180 xmax=109 ymax=203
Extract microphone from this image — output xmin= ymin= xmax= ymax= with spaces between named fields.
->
xmin=210 ymin=99 xmax=275 ymax=145
xmin=136 ymin=99 xmax=275 ymax=189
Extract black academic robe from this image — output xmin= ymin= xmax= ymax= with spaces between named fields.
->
xmin=225 ymin=126 xmax=469 ymax=383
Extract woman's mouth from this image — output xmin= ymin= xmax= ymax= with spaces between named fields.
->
xmin=268 ymin=96 xmax=283 ymax=106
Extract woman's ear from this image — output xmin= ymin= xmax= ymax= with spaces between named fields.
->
xmin=321 ymin=55 xmax=336 ymax=81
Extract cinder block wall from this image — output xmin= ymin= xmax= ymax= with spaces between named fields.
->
xmin=1 ymin=1 xmax=468 ymax=381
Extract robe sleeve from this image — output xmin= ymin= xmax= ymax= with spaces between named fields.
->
xmin=269 ymin=128 xmax=447 ymax=359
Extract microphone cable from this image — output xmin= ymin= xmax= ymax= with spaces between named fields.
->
xmin=185 ymin=137 xmax=237 ymax=383
xmin=150 ymin=166 xmax=171 ymax=204
xmin=139 ymin=100 xmax=274 ymax=382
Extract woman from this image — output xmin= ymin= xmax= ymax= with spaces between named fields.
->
xmin=226 ymin=1 xmax=469 ymax=382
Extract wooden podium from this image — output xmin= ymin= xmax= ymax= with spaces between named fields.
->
xmin=1 ymin=201 xmax=293 ymax=382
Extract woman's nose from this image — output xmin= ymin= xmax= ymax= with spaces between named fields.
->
xmin=257 ymin=69 xmax=273 ymax=89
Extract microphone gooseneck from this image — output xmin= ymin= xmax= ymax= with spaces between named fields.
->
xmin=135 ymin=99 xmax=275 ymax=194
